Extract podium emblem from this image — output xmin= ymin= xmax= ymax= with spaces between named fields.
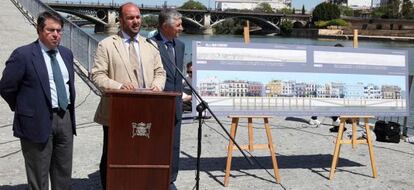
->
xmin=131 ymin=122 xmax=151 ymax=139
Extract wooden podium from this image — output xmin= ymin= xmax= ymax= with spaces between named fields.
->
xmin=105 ymin=89 xmax=180 ymax=190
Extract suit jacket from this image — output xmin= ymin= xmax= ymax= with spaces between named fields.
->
xmin=92 ymin=32 xmax=166 ymax=126
xmin=0 ymin=41 xmax=76 ymax=143
xmin=151 ymin=33 xmax=185 ymax=119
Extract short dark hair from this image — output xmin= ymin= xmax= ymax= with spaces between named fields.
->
xmin=158 ymin=8 xmax=182 ymax=27
xmin=119 ymin=2 xmax=138 ymax=18
xmin=186 ymin=62 xmax=192 ymax=69
xmin=334 ymin=43 xmax=344 ymax=47
xmin=36 ymin=11 xmax=63 ymax=33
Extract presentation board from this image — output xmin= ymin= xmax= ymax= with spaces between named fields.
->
xmin=192 ymin=41 xmax=409 ymax=116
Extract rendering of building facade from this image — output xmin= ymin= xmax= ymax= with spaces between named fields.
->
xmin=198 ymin=77 xmax=403 ymax=99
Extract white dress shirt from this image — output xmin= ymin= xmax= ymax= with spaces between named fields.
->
xmin=39 ymin=40 xmax=70 ymax=109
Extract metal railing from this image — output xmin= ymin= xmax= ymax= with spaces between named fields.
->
xmin=12 ymin=0 xmax=101 ymax=95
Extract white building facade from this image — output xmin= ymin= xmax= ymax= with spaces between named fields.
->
xmin=198 ymin=76 xmax=221 ymax=96
xmin=215 ymin=0 xmax=291 ymax=11
xmin=347 ymin=0 xmax=381 ymax=9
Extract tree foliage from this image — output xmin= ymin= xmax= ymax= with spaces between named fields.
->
xmin=141 ymin=15 xmax=158 ymax=28
xmin=312 ymin=2 xmax=340 ymax=21
xmin=213 ymin=18 xmax=245 ymax=35
xmin=315 ymin=19 xmax=348 ymax=28
xmin=402 ymin=0 xmax=414 ymax=19
xmin=339 ymin=5 xmax=353 ymax=17
xmin=180 ymin=0 xmax=207 ymax=10
xmin=371 ymin=6 xmax=388 ymax=18
xmin=301 ymin=5 xmax=305 ymax=15
xmin=277 ymin=8 xmax=294 ymax=14
xmin=386 ymin=0 xmax=401 ymax=18
xmin=254 ymin=2 xmax=274 ymax=13
xmin=280 ymin=20 xmax=293 ymax=35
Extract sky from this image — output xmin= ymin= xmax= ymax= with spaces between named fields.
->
xmin=59 ymin=0 xmax=325 ymax=10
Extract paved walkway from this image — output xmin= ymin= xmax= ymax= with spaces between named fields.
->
xmin=1 ymin=0 xmax=414 ymax=189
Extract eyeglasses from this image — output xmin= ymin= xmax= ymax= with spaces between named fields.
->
xmin=187 ymin=71 xmax=192 ymax=74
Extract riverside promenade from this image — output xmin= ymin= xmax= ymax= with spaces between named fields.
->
xmin=1 ymin=0 xmax=414 ymax=189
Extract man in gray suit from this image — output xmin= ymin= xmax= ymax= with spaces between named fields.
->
xmin=91 ymin=2 xmax=166 ymax=189
xmin=150 ymin=8 xmax=185 ymax=189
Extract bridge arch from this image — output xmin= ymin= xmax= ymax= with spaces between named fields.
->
xmin=55 ymin=9 xmax=106 ymax=25
xmin=292 ymin=20 xmax=307 ymax=28
xmin=211 ymin=16 xmax=280 ymax=33
xmin=182 ymin=16 xmax=204 ymax=28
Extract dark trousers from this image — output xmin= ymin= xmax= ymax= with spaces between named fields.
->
xmin=171 ymin=118 xmax=182 ymax=183
xmin=20 ymin=112 xmax=73 ymax=190
xmin=100 ymin=125 xmax=108 ymax=190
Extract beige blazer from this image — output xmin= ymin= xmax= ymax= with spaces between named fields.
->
xmin=92 ymin=32 xmax=166 ymax=126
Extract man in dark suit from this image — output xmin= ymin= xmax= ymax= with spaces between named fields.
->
xmin=150 ymin=8 xmax=185 ymax=189
xmin=0 ymin=11 xmax=76 ymax=190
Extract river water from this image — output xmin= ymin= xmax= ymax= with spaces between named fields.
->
xmin=83 ymin=27 xmax=414 ymax=125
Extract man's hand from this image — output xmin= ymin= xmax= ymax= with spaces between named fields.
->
xmin=182 ymin=93 xmax=191 ymax=102
xmin=120 ymin=82 xmax=135 ymax=90
xmin=150 ymin=86 xmax=161 ymax=92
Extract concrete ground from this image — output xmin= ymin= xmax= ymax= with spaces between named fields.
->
xmin=1 ymin=0 xmax=414 ymax=189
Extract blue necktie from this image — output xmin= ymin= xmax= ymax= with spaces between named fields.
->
xmin=166 ymin=41 xmax=176 ymax=76
xmin=47 ymin=50 xmax=69 ymax=111
xmin=166 ymin=41 xmax=176 ymax=65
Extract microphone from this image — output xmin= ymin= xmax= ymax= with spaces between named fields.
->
xmin=145 ymin=38 xmax=176 ymax=75
xmin=146 ymin=38 xmax=159 ymax=51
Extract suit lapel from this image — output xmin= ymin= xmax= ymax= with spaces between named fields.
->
xmin=175 ymin=41 xmax=184 ymax=70
xmin=31 ymin=41 xmax=52 ymax=105
xmin=113 ymin=33 xmax=134 ymax=82
xmin=58 ymin=47 xmax=75 ymax=102
xmin=153 ymin=34 xmax=175 ymax=76
xmin=58 ymin=47 xmax=74 ymax=82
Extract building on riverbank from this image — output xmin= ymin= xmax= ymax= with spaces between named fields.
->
xmin=215 ymin=0 xmax=291 ymax=11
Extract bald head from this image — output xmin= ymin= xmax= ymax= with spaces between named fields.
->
xmin=118 ymin=2 xmax=142 ymax=37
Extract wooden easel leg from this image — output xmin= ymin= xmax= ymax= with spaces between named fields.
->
xmin=364 ymin=118 xmax=378 ymax=178
xmin=248 ymin=118 xmax=254 ymax=151
xmin=329 ymin=120 xmax=346 ymax=180
xmin=264 ymin=118 xmax=281 ymax=183
xmin=335 ymin=123 xmax=345 ymax=168
xmin=224 ymin=118 xmax=239 ymax=187
xmin=352 ymin=119 xmax=357 ymax=149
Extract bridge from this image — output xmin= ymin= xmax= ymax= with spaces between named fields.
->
xmin=45 ymin=1 xmax=311 ymax=35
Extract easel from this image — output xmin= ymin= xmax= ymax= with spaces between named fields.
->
xmin=224 ymin=115 xmax=280 ymax=186
xmin=329 ymin=116 xmax=378 ymax=180
xmin=224 ymin=23 xmax=277 ymax=187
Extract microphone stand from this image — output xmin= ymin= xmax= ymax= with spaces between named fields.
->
xmin=146 ymin=39 xmax=253 ymax=190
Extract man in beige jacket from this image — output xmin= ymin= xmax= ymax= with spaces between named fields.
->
xmin=91 ymin=2 xmax=166 ymax=189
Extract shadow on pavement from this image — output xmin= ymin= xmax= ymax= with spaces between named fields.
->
xmin=72 ymin=171 xmax=101 ymax=190
xmin=285 ymin=117 xmax=309 ymax=124
xmin=180 ymin=152 xmax=366 ymax=186
xmin=179 ymin=153 xmax=364 ymax=171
